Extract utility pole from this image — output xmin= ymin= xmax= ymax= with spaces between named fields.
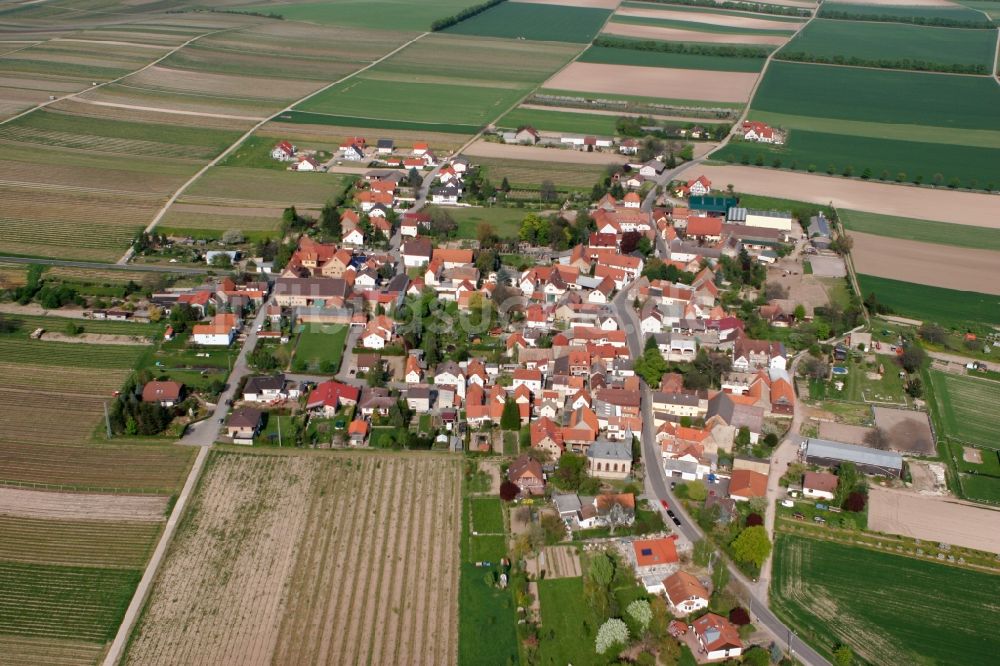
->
xmin=103 ymin=401 xmax=112 ymax=439
xmin=277 ymin=415 xmax=282 ymax=448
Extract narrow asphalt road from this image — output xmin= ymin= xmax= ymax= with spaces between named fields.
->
xmin=609 ymin=286 xmax=830 ymax=666
xmin=179 ymin=297 xmax=273 ymax=446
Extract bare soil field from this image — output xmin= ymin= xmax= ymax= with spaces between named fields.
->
xmin=126 ymin=451 xmax=461 ymax=666
xmin=696 ymin=165 xmax=1000 ymax=227
xmin=963 ymin=447 xmax=983 ymax=464
xmin=818 ymin=421 xmax=873 ymax=446
xmin=617 ymin=6 xmax=804 ymax=30
xmin=868 ymin=486 xmax=1000 ymax=554
xmin=39 ymin=331 xmax=149 ymax=345
xmin=527 ymin=545 xmax=583 ymax=579
xmin=603 ymin=22 xmax=790 ymax=45
xmin=0 ymin=636 xmax=103 ymax=666
xmin=545 ymin=62 xmax=757 ymax=103
xmin=872 ymin=406 xmax=935 ymax=455
xmin=465 ymin=138 xmax=627 ymax=164
xmin=806 ymin=254 xmax=846 ymax=278
xmin=0 ymin=487 xmax=168 ymax=521
xmin=124 ymin=65 xmax=321 ymax=102
xmin=516 ymin=0 xmax=622 ymax=7
xmin=849 ymin=230 xmax=1000 ymax=294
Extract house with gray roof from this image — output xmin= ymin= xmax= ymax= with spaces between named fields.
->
xmin=805 ymin=438 xmax=903 ymax=477
xmin=587 ymin=439 xmax=632 ymax=480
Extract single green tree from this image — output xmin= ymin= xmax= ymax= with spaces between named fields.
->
xmin=732 ymin=525 xmax=772 ymax=568
xmin=500 ymin=397 xmax=520 ymax=430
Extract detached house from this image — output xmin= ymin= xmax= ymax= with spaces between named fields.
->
xmin=271 ymin=140 xmax=295 ymax=161
xmin=691 ymin=613 xmax=743 ymax=661
xmin=142 ymin=380 xmax=183 ymax=407
xmin=664 ymin=571 xmax=709 ymax=616
xmin=741 ymin=120 xmax=776 ymax=144
xmin=508 ymin=454 xmax=545 ymax=496
xmin=227 ymin=407 xmax=263 ymax=444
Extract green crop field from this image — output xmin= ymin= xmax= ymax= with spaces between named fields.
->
xmin=294 ymin=324 xmax=348 ymax=373
xmin=579 ymin=44 xmax=765 ymax=71
xmin=4 ymin=313 xmax=160 ymax=338
xmin=857 ymin=274 xmax=1000 ymax=328
xmin=821 ymin=1 xmax=989 ymax=22
xmin=470 ymin=497 xmax=503 ymax=534
xmin=184 ymin=168 xmax=350 ymax=206
xmin=715 ymin=128 xmax=1000 ymax=189
xmin=296 ymin=77 xmax=521 ymax=129
xmin=499 ymin=106 xmax=619 ymax=135
xmin=778 ymin=19 xmax=996 ymax=70
xmin=752 ymin=62 xmax=1000 ymax=130
xmin=0 ymin=561 xmax=140 ymax=643
xmin=928 ymin=371 xmax=1000 ymax=449
xmin=0 ymin=337 xmax=144 ymax=369
xmin=475 ymin=156 xmax=609 ymax=190
xmin=610 ymin=13 xmax=796 ymax=36
xmin=0 ymin=517 xmax=161 ymax=569
xmin=279 ymin=110 xmax=481 ymax=135
xmin=772 ymin=534 xmax=1000 ymax=665
xmin=443 ymin=3 xmax=611 ymax=42
xmin=840 ymin=210 xmax=1000 ymax=252
xmin=958 ymin=0 xmax=1000 ymax=19
xmin=240 ymin=0 xmax=482 ymax=30
xmin=538 ymin=87 xmax=745 ymax=110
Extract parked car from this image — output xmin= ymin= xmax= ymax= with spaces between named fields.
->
xmin=793 ymin=512 xmax=805 ymax=520
xmin=660 ymin=499 xmax=669 ymax=510
xmin=813 ymin=516 xmax=826 ymax=524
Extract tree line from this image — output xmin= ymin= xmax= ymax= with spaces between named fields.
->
xmin=637 ymin=0 xmax=810 ymax=18
xmin=431 ymin=0 xmax=506 ymax=30
xmin=594 ymin=35 xmax=769 ymax=59
xmin=777 ymin=50 xmax=988 ymax=75
xmin=816 ymin=8 xmax=994 ymax=29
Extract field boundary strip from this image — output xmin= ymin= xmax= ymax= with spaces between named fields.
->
xmin=120 ymin=31 xmax=432 ymax=266
xmin=101 ymin=445 xmax=209 ymax=666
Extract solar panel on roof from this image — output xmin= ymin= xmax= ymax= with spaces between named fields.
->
xmin=641 ymin=548 xmax=653 ymax=556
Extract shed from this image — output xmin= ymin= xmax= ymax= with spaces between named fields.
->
xmin=805 ymin=438 xmax=903 ymax=477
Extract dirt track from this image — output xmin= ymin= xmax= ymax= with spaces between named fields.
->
xmin=545 ymin=62 xmax=758 ymax=103
xmin=868 ymin=486 xmax=1000 ymax=554
xmin=849 ymin=230 xmax=1000 ymax=294
xmin=696 ymin=166 xmax=1000 ymax=227
xmin=465 ymin=139 xmax=627 ymax=164
xmin=0 ymin=487 xmax=167 ymax=521
xmin=603 ymin=23 xmax=790 ymax=45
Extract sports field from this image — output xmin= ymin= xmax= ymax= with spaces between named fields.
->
xmin=857 ymin=274 xmax=1000 ymax=328
xmin=840 ymin=210 xmax=1000 ymax=252
xmin=778 ymin=18 xmax=996 ymax=71
xmin=443 ymin=2 xmax=612 ymax=42
xmin=772 ymin=534 xmax=1000 ymax=665
xmin=928 ymin=371 xmax=1000 ymax=450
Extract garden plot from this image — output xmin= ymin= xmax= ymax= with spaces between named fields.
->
xmin=544 ymin=62 xmax=757 ymax=103
xmin=126 ymin=451 xmax=461 ymax=666
xmin=872 ymin=406 xmax=935 ymax=455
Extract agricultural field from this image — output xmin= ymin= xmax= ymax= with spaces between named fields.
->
xmin=294 ymin=33 xmax=580 ymax=130
xmin=608 ymin=11 xmax=797 ymax=36
xmin=544 ymin=61 xmax=759 ymax=103
xmin=928 ymin=370 xmax=1000 ymax=450
xmin=777 ymin=19 xmax=997 ymax=71
xmin=772 ymin=534 xmax=1000 ymax=665
xmin=443 ymin=1 xmax=613 ymax=42
xmin=579 ymin=44 xmax=767 ymax=72
xmin=180 ymin=168 xmax=352 ymax=208
xmin=839 ymin=209 xmax=1000 ymax=252
xmin=474 ymin=156 xmax=608 ymax=191
xmin=498 ymin=106 xmax=620 ymax=135
xmin=238 ymin=0 xmax=485 ymax=31
xmin=958 ymin=0 xmax=1000 ymax=19
xmin=857 ymin=274 xmax=1000 ymax=328
xmin=125 ymin=451 xmax=462 ymax=666
xmin=947 ymin=441 xmax=1000 ymax=504
xmin=849 ymin=231 xmax=1000 ymax=295
xmin=820 ymin=1 xmax=990 ymax=22
xmin=262 ymin=118 xmax=472 ymax=152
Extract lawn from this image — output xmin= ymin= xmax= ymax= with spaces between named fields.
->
xmin=610 ymin=14 xmax=796 ymax=36
xmin=579 ymin=44 xmax=766 ymax=72
xmin=426 ymin=204 xmax=538 ymax=240
xmin=458 ymin=490 xmax=518 ymax=665
xmin=840 ymin=210 xmax=1000 ymax=252
xmin=824 ymin=354 xmax=907 ymax=405
xmin=715 ymin=128 xmax=1000 ymax=189
xmin=295 ymin=77 xmax=523 ymax=129
xmin=293 ymin=325 xmax=348 ymax=373
xmin=536 ymin=577 xmax=596 ymax=666
xmin=443 ymin=3 xmax=611 ymax=42
xmin=928 ymin=370 xmax=1000 ymax=450
xmin=778 ymin=18 xmax=996 ymax=71
xmin=751 ymin=62 xmax=1000 ymax=131
xmin=857 ymin=274 xmax=1000 ymax=328
xmin=470 ymin=497 xmax=504 ymax=534
xmin=771 ymin=534 xmax=1000 ymax=665
xmin=239 ymin=0 xmax=483 ymax=30
xmin=499 ymin=106 xmax=619 ymax=135
xmin=475 ymin=156 xmax=609 ymax=191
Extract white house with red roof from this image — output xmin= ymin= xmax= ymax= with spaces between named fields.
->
xmin=271 ymin=140 xmax=295 ymax=161
xmin=741 ymin=120 xmax=778 ymax=144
